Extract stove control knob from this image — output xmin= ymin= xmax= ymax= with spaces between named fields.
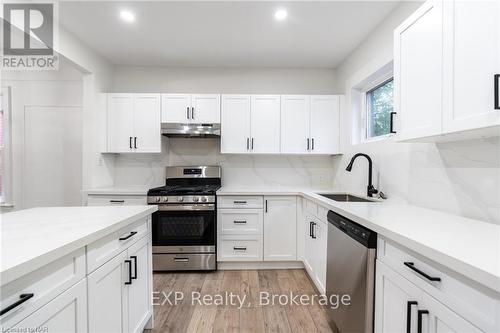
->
xmin=177 ymin=197 xmax=184 ymax=202
xmin=162 ymin=197 xmax=169 ymax=203
xmin=193 ymin=197 xmax=199 ymax=202
xmin=201 ymin=197 xmax=208 ymax=202
xmin=155 ymin=197 xmax=161 ymax=203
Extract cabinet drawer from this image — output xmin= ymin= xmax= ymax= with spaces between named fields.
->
xmin=217 ymin=235 xmax=263 ymax=261
xmin=218 ymin=209 xmax=263 ymax=235
xmin=378 ymin=237 xmax=500 ymax=332
xmin=217 ymin=196 xmax=263 ymax=209
xmin=87 ymin=195 xmax=147 ymax=206
xmin=0 ymin=248 xmax=85 ymax=328
xmin=87 ymin=217 xmax=150 ymax=273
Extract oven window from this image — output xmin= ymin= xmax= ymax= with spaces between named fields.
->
xmin=152 ymin=210 xmax=215 ymax=246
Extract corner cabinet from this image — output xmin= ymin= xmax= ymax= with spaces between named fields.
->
xmin=161 ymin=94 xmax=220 ymax=124
xmin=106 ymin=93 xmax=161 ymax=153
xmin=394 ymin=0 xmax=500 ymax=142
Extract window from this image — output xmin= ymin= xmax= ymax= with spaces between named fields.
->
xmin=365 ymin=78 xmax=394 ymax=139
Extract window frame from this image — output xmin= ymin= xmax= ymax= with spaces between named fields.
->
xmin=360 ymin=73 xmax=395 ymax=143
xmin=1 ymin=87 xmax=13 ymax=206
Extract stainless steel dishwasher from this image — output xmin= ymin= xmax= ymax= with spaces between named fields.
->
xmin=326 ymin=210 xmax=377 ymax=333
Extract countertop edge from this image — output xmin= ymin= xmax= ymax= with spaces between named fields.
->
xmin=0 ymin=206 xmax=157 ymax=286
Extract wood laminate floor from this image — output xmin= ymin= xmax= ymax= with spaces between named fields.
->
xmin=146 ymin=269 xmax=335 ymax=333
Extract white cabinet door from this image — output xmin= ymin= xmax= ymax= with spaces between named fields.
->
xmin=442 ymin=0 xmax=500 ymax=133
xmin=312 ymin=219 xmax=327 ymax=293
xmin=395 ymin=0 xmax=443 ymax=141
xmin=108 ymin=94 xmax=134 ymax=152
xmin=12 ymin=279 xmax=87 ymax=333
xmin=88 ymin=251 xmax=129 ymax=333
xmin=280 ymin=95 xmax=311 ymax=154
xmin=250 ymin=95 xmax=281 ymax=153
xmin=161 ymin=94 xmax=191 ymax=123
xmin=221 ymin=95 xmax=251 ymax=153
xmin=263 ymin=196 xmax=297 ymax=261
xmin=375 ymin=260 xmax=422 ymax=333
xmin=303 ymin=214 xmax=316 ymax=277
xmin=191 ymin=94 xmax=221 ymax=124
xmin=310 ymin=95 xmax=340 ymax=154
xmin=133 ymin=94 xmax=161 ymax=153
xmin=128 ymin=237 xmax=152 ymax=333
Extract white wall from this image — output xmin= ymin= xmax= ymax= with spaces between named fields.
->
xmin=111 ymin=66 xmax=338 ymax=189
xmin=333 ymin=1 xmax=500 ymax=224
xmin=1 ymin=60 xmax=83 ymax=210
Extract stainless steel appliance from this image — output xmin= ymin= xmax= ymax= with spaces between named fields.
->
xmin=161 ymin=123 xmax=221 ymax=138
xmin=326 ymin=210 xmax=377 ymax=333
xmin=147 ymin=166 xmax=221 ymax=271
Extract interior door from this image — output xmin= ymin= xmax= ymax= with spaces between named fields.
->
xmin=280 ymin=95 xmax=311 ymax=154
xmin=221 ymin=95 xmax=251 ymax=153
xmin=394 ymin=0 xmax=443 ymax=141
xmin=133 ymin=94 xmax=161 ymax=153
xmin=191 ymin=94 xmax=221 ymax=123
xmin=263 ymin=196 xmax=297 ymax=261
xmin=128 ymin=237 xmax=152 ymax=333
xmin=310 ymin=95 xmax=340 ymax=154
xmin=108 ymin=94 xmax=134 ymax=152
xmin=23 ymin=106 xmax=82 ymax=208
xmin=12 ymin=279 xmax=87 ymax=333
xmin=161 ymin=94 xmax=191 ymax=123
xmin=250 ymin=95 xmax=281 ymax=153
xmin=442 ymin=0 xmax=500 ymax=133
xmin=87 ymin=251 xmax=129 ymax=333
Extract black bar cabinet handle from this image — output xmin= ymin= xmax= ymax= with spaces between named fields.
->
xmin=129 ymin=137 xmax=132 ymax=149
xmin=311 ymin=222 xmax=317 ymax=239
xmin=251 ymin=138 xmax=254 ymax=150
xmin=124 ymin=260 xmax=132 ymax=285
xmin=417 ymin=310 xmax=429 ymax=333
xmin=0 ymin=293 xmax=34 ymax=316
xmin=246 ymin=138 xmax=249 ymax=150
xmin=407 ymin=301 xmax=418 ymax=333
xmin=191 ymin=107 xmax=195 ymax=119
xmin=404 ymin=262 xmax=441 ymax=282
xmin=495 ymin=74 xmax=499 ymax=110
xmin=233 ymin=220 xmax=247 ymax=224
xmin=109 ymin=200 xmax=125 ymax=203
xmin=265 ymin=200 xmax=268 ymax=213
xmin=233 ymin=246 xmax=247 ymax=251
xmin=233 ymin=200 xmax=247 ymax=204
xmin=186 ymin=107 xmax=190 ymax=119
xmin=311 ymin=138 xmax=315 ymax=150
xmin=307 ymin=138 xmax=310 ymax=150
xmin=130 ymin=256 xmax=138 ymax=280
xmin=390 ymin=112 xmax=397 ymax=133
xmin=309 ymin=222 xmax=313 ymax=237
xmin=119 ymin=231 xmax=137 ymax=241
xmin=134 ymin=137 xmax=137 ymax=149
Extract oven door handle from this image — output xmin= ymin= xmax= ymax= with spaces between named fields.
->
xmin=156 ymin=204 xmax=215 ymax=211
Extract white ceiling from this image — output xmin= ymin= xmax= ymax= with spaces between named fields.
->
xmin=59 ymin=1 xmax=400 ymax=68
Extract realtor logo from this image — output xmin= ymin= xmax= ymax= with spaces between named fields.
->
xmin=1 ymin=1 xmax=59 ymax=70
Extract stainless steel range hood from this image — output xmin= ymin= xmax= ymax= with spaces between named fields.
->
xmin=161 ymin=123 xmax=221 ymax=138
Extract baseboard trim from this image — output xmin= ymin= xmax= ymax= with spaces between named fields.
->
xmin=217 ymin=261 xmax=304 ymax=270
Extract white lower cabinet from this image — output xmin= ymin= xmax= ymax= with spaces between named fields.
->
xmin=88 ymin=236 xmax=152 ymax=333
xmin=303 ymin=212 xmax=327 ymax=294
xmin=12 ymin=279 xmax=88 ymax=333
xmin=263 ymin=196 xmax=297 ymax=261
xmin=375 ymin=260 xmax=483 ymax=333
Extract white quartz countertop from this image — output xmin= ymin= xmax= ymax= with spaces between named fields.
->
xmin=0 ymin=205 xmax=157 ymax=286
xmin=82 ymin=186 xmax=150 ymax=195
xmin=217 ymin=187 xmax=500 ymax=294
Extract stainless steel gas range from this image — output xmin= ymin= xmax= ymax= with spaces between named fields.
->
xmin=147 ymin=166 xmax=221 ymax=271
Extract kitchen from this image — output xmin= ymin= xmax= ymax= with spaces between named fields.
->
xmin=1 ymin=1 xmax=499 ymax=332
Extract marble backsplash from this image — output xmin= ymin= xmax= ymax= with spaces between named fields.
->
xmin=113 ymin=138 xmax=336 ymax=190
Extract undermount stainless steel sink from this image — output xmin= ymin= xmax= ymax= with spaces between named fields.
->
xmin=318 ymin=193 xmax=376 ymax=203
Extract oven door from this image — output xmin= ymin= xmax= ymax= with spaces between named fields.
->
xmin=152 ymin=204 xmax=215 ymax=253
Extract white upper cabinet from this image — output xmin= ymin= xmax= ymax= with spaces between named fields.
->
xmin=310 ymin=95 xmax=340 ymax=154
xmin=221 ymin=95 xmax=251 ymax=153
xmin=161 ymin=94 xmax=191 ymax=123
xmin=394 ymin=0 xmax=443 ymax=141
xmin=395 ymin=0 xmax=500 ymax=141
xmin=250 ymin=95 xmax=281 ymax=153
xmin=161 ymin=94 xmax=220 ymax=124
xmin=442 ymin=0 xmax=500 ymax=133
xmin=281 ymin=95 xmax=311 ymax=154
xmin=107 ymin=93 xmax=161 ymax=153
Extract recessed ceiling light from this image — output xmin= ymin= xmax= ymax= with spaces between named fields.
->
xmin=120 ymin=10 xmax=135 ymax=23
xmin=274 ymin=9 xmax=288 ymax=21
